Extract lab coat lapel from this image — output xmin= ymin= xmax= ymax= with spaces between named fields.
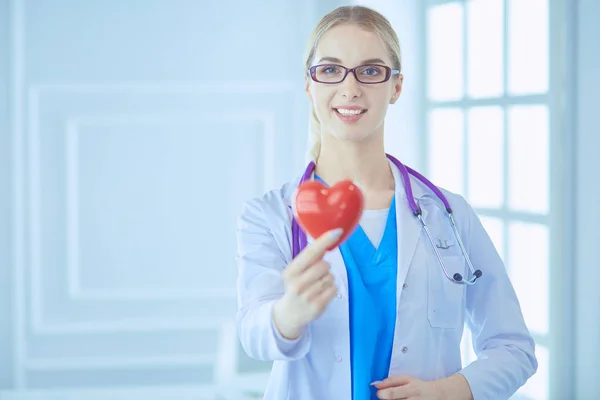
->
xmin=389 ymin=160 xmax=426 ymax=302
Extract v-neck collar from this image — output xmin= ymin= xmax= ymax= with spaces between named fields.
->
xmin=345 ymin=196 xmax=396 ymax=267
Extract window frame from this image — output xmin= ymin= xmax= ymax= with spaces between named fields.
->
xmin=420 ymin=0 xmax=570 ymax=398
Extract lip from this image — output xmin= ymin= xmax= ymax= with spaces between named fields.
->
xmin=333 ymin=107 xmax=367 ymax=123
xmin=333 ymin=105 xmax=367 ymax=110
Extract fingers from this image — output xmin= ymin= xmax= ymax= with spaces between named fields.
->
xmin=311 ymin=282 xmax=337 ymax=306
xmin=376 ymin=386 xmax=415 ymax=399
xmin=373 ymin=376 xmax=417 ymax=400
xmin=372 ymin=376 xmax=412 ymax=389
xmin=292 ymin=260 xmax=330 ymax=294
xmin=302 ymin=272 xmax=335 ymax=301
xmin=287 ymin=228 xmax=343 ymax=275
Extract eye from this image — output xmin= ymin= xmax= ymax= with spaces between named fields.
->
xmin=361 ymin=66 xmax=382 ymax=76
xmin=318 ymin=65 xmax=342 ymax=74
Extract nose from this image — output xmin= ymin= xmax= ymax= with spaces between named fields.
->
xmin=339 ymin=71 xmax=362 ymax=99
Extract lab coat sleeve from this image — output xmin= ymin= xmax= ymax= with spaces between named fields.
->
xmin=235 ymin=198 xmax=312 ymax=361
xmin=457 ymin=198 xmax=538 ymax=400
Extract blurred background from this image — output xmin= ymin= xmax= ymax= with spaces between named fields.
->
xmin=0 ymin=0 xmax=598 ymax=399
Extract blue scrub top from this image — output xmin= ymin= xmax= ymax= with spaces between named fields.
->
xmin=315 ymin=176 xmax=398 ymax=399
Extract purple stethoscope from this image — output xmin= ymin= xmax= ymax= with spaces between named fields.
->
xmin=291 ymin=153 xmax=482 ymax=285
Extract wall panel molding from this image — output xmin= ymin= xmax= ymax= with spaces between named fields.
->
xmin=9 ymin=0 xmax=315 ymax=390
xmin=20 ymin=84 xmax=291 ymax=383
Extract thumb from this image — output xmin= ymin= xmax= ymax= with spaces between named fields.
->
xmin=306 ymin=227 xmax=344 ymax=259
xmin=288 ymin=228 xmax=343 ymax=273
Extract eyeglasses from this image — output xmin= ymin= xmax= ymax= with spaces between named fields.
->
xmin=308 ymin=63 xmax=400 ymax=84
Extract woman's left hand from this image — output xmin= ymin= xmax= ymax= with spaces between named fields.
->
xmin=372 ymin=376 xmax=444 ymax=400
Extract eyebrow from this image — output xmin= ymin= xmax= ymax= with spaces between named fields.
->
xmin=317 ymin=57 xmax=387 ymax=65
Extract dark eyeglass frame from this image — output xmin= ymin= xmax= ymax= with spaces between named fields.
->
xmin=307 ymin=63 xmax=401 ymax=84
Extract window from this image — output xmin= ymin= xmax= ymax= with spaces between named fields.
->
xmin=425 ymin=1 xmax=550 ymax=399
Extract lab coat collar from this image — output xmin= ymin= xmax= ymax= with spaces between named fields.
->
xmin=389 ymin=159 xmax=425 ymax=307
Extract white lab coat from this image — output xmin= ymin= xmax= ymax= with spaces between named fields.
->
xmin=235 ymin=160 xmax=537 ymax=400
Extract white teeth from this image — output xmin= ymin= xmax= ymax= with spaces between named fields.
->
xmin=336 ymin=108 xmax=364 ymax=116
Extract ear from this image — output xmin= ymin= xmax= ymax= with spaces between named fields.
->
xmin=305 ymin=76 xmax=313 ymax=103
xmin=390 ymin=74 xmax=404 ymax=104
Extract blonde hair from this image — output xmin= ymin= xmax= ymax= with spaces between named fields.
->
xmin=303 ymin=5 xmax=402 ymax=162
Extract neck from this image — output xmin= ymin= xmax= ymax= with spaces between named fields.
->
xmin=314 ymin=133 xmax=394 ymax=192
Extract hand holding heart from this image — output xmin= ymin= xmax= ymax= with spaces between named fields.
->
xmin=272 ymin=179 xmax=364 ymax=340
xmin=272 ymin=228 xmax=344 ymax=340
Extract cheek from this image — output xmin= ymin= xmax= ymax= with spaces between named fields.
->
xmin=373 ymin=96 xmax=390 ymax=114
xmin=373 ymin=88 xmax=394 ymax=110
xmin=310 ymin=89 xmax=334 ymax=113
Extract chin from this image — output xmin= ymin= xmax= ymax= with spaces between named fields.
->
xmin=332 ymin=127 xmax=375 ymax=143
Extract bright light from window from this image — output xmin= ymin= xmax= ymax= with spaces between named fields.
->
xmin=467 ymin=0 xmax=504 ymax=98
xmin=508 ymin=221 xmax=549 ymax=335
xmin=428 ymin=108 xmax=464 ymax=194
xmin=467 ymin=107 xmax=504 ymax=208
xmin=427 ymin=2 xmax=464 ymax=101
xmin=507 ymin=105 xmax=549 ymax=214
xmin=508 ymin=0 xmax=549 ymax=94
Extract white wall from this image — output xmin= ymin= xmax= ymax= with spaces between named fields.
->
xmin=574 ymin=0 xmax=600 ymax=397
xmin=0 ymin=0 xmax=315 ymax=391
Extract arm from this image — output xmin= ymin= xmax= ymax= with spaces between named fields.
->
xmin=436 ymin=374 xmax=473 ymax=400
xmin=457 ymin=198 xmax=538 ymax=399
xmin=235 ymin=199 xmax=311 ymax=361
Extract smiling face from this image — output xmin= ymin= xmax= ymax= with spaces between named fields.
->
xmin=305 ymin=23 xmax=403 ymax=145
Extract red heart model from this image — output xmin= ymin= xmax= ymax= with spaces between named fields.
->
xmin=293 ymin=179 xmax=365 ymax=250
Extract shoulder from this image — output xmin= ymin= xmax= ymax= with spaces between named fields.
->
xmin=237 ymin=177 xmax=298 ymax=226
xmin=438 ymin=186 xmax=473 ymax=218
xmin=408 ymin=174 xmax=477 ymax=234
xmin=409 ymin=174 xmax=473 ymax=215
xmin=236 ymin=176 xmax=300 ymax=262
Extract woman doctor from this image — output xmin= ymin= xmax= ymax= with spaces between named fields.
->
xmin=235 ymin=5 xmax=537 ymax=400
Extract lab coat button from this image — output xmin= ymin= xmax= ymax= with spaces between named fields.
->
xmin=402 ymin=346 xmax=408 ymax=353
xmin=335 ymin=355 xmax=342 ymax=362
xmin=402 ymin=283 xmax=408 ymax=289
xmin=336 ymin=292 xmax=342 ymax=299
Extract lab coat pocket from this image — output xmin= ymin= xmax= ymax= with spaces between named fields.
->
xmin=427 ymin=255 xmax=466 ymax=329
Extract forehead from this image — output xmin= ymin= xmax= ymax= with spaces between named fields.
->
xmin=313 ymin=24 xmax=391 ymax=66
